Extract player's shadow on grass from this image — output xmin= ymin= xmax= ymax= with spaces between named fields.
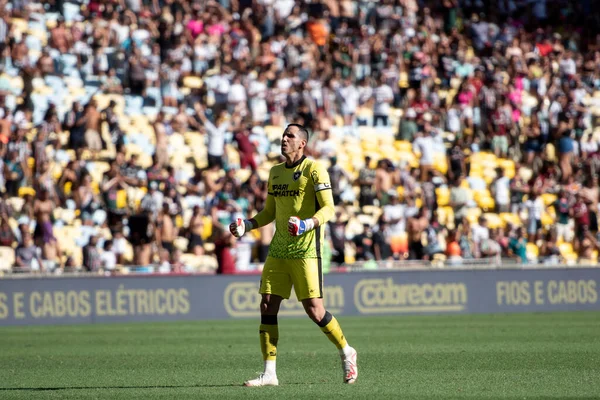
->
xmin=0 ymin=384 xmax=236 ymax=391
xmin=0 ymin=382 xmax=322 ymax=391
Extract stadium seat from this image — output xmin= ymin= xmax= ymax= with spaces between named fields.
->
xmin=540 ymin=193 xmax=557 ymax=207
xmin=436 ymin=187 xmax=450 ymax=206
xmin=183 ymin=76 xmax=203 ymax=89
xmin=483 ymin=213 xmax=503 ymax=229
xmin=180 ymin=253 xmax=217 ymax=271
xmin=6 ymin=197 xmax=24 ymax=213
xmin=563 ymin=252 xmax=578 ymax=265
xmin=526 ymin=243 xmax=539 ymax=262
xmin=558 ymin=243 xmax=574 ymax=257
xmin=541 ymin=212 xmax=555 ymax=227
xmin=433 ymin=155 xmax=448 ymax=175
xmin=0 ymin=247 xmax=15 ymax=271
xmin=466 ymin=208 xmax=482 ymax=224
xmin=264 ymin=125 xmax=282 ymax=141
xmin=203 ymin=242 xmax=215 ymax=253
xmin=394 ymin=141 xmax=412 ymax=153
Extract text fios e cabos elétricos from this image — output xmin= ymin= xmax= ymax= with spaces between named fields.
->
xmin=0 ymin=287 xmax=190 ymax=319
xmin=496 ymin=280 xmax=598 ymax=306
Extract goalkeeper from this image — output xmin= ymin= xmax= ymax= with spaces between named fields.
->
xmin=230 ymin=124 xmax=358 ymax=387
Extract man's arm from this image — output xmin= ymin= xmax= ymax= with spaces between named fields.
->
xmin=288 ymin=162 xmax=336 ymax=236
xmin=248 ymin=193 xmax=276 ymax=229
xmin=230 ymin=173 xmax=275 ymax=237
xmin=311 ymin=186 xmax=335 ymax=229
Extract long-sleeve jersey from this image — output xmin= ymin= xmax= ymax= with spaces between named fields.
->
xmin=253 ymin=156 xmax=335 ymax=259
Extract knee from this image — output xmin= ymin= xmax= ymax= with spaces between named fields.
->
xmin=260 ymin=296 xmax=280 ymax=315
xmin=260 ymin=299 xmax=271 ymax=315
xmin=304 ymin=304 xmax=325 ymax=323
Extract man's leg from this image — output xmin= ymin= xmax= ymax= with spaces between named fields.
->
xmin=259 ymin=294 xmax=282 ymax=374
xmin=302 ymin=297 xmax=358 ymax=384
xmin=245 ymin=294 xmax=283 ymax=387
xmin=245 ymin=257 xmax=291 ymax=387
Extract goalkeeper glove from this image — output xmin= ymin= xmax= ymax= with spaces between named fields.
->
xmin=288 ymin=216 xmax=315 ymax=236
xmin=230 ymin=218 xmax=253 ymax=238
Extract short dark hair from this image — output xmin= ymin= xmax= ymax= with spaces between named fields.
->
xmin=286 ymin=123 xmax=310 ymax=141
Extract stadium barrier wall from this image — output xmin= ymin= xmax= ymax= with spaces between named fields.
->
xmin=0 ymin=268 xmax=599 ymax=326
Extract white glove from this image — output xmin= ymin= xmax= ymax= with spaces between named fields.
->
xmin=288 ymin=216 xmax=315 ymax=236
xmin=229 ymin=218 xmax=253 ymax=238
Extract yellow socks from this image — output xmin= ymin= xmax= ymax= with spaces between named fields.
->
xmin=259 ymin=315 xmax=279 ymax=361
xmin=318 ymin=311 xmax=348 ymax=350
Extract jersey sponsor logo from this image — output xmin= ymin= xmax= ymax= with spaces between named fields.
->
xmin=354 ymin=278 xmax=467 ymax=314
xmin=293 ymin=171 xmax=301 ymax=181
xmin=271 ymin=183 xmax=300 ymax=197
xmin=224 ymin=282 xmax=344 ymax=317
xmin=314 ymin=183 xmax=331 ymax=192
xmin=311 ymin=170 xmax=319 ymax=183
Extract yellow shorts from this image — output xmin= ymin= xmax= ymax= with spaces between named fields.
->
xmin=259 ymin=257 xmax=323 ymax=300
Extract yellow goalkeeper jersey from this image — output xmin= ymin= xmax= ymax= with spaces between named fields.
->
xmin=253 ymin=156 xmax=335 ymax=259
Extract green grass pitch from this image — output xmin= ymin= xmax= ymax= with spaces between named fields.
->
xmin=1 ymin=312 xmax=599 ymax=399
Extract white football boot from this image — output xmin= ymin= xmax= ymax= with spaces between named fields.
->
xmin=243 ymin=373 xmax=279 ymax=387
xmin=341 ymin=347 xmax=358 ymax=384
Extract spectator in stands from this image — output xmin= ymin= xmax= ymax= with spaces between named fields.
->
xmin=450 ymin=176 xmax=470 ymax=225
xmin=0 ymin=0 xmax=600 ymax=273
xmin=353 ymin=223 xmax=376 ymax=262
xmin=0 ymin=214 xmax=15 ymax=247
xmin=214 ymin=224 xmax=235 ymax=275
xmin=373 ymin=217 xmax=393 ymax=262
xmin=357 ymin=156 xmax=376 ymax=208
xmin=509 ymin=227 xmax=528 ymax=264
xmin=100 ymin=240 xmax=117 ymax=272
xmin=82 ymin=234 xmax=101 ymax=272
xmin=156 ymin=202 xmax=176 ymax=255
xmin=328 ymin=210 xmax=348 ymax=266
xmin=33 ymin=188 xmax=61 ymax=270
xmin=14 ymin=230 xmax=43 ymax=272
xmin=187 ymin=205 xmax=205 ymax=256
xmin=234 ymin=123 xmax=258 ymax=172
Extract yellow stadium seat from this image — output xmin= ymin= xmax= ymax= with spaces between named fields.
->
xmin=563 ymin=252 xmax=578 ymax=264
xmin=526 ymin=243 xmax=539 ymax=259
xmin=395 ymin=185 xmax=404 ymax=199
xmin=183 ymin=76 xmax=203 ymax=89
xmin=436 ymin=187 xmax=450 ymax=206
xmin=558 ymin=243 xmax=574 ymax=256
xmin=63 ymin=181 xmax=72 ymax=196
xmin=500 ymin=212 xmax=523 ymax=227
xmin=476 ymin=197 xmax=495 ymax=212
xmin=540 ymin=193 xmax=557 ymax=206
xmin=541 ymin=212 xmax=555 ymax=227
xmin=483 ymin=213 xmax=502 ymax=229
xmin=201 ymin=216 xmax=213 ymax=240
xmin=394 ymin=141 xmax=412 ymax=152
xmin=433 ymin=156 xmax=448 ymax=175
xmin=18 ymin=187 xmax=36 ymax=198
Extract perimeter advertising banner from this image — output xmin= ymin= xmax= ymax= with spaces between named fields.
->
xmin=0 ymin=268 xmax=599 ymax=326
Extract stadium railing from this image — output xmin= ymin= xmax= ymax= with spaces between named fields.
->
xmin=1 ymin=257 xmax=598 ymax=279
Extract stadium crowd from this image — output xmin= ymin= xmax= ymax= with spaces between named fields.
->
xmin=0 ymin=0 xmax=600 ymax=274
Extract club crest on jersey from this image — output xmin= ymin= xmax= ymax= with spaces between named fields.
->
xmin=293 ymin=171 xmax=301 ymax=181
